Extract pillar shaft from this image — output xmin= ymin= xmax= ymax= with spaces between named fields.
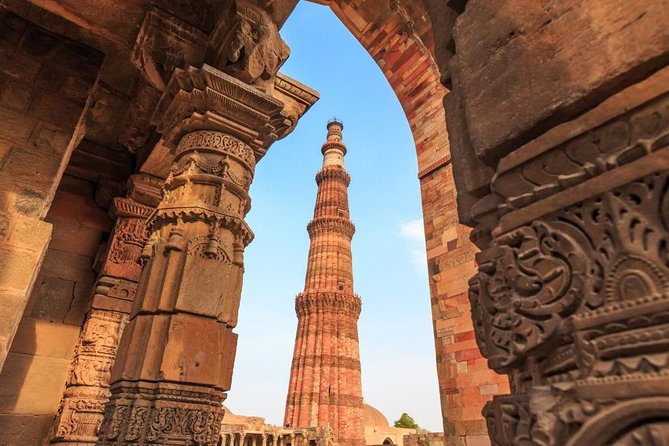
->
xmin=96 ymin=60 xmax=313 ymax=445
xmin=97 ymin=130 xmax=254 ymax=445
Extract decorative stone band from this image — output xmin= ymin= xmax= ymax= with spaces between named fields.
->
xmin=417 ymin=154 xmax=452 ymax=180
xmin=285 ymin=392 xmax=363 ymax=408
xmin=176 ymin=131 xmax=256 ymax=172
xmin=291 ymin=354 xmax=361 ymax=371
xmin=295 ymin=292 xmax=362 ymax=317
xmin=98 ymin=381 xmax=225 ymax=445
xmin=321 ymin=141 xmax=347 ymax=156
xmin=275 ymin=73 xmax=320 ymax=109
xmin=92 ymin=277 xmax=137 ymax=313
xmin=112 ymin=197 xmax=154 ymax=219
xmin=289 ymin=325 xmax=358 ymax=340
xmin=149 ymin=206 xmax=255 ymax=247
xmin=51 ymin=307 xmax=130 ymax=444
xmin=307 ymin=217 xmax=355 ymax=239
xmin=315 ymin=166 xmax=351 ymax=186
xmin=491 ymin=81 xmax=669 ymax=214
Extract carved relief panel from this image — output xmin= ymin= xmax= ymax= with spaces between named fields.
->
xmin=469 ymin=84 xmax=669 ymax=445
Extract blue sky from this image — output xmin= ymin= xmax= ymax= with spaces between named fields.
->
xmin=225 ymin=1 xmax=442 ymax=432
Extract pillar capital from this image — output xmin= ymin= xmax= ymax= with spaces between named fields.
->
xmin=152 ymin=65 xmax=287 ymax=160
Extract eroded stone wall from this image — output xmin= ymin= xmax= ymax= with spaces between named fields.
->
xmin=446 ymin=1 xmax=669 ymax=444
xmin=0 ymin=11 xmax=103 ymax=372
xmin=0 ymin=175 xmax=111 ymax=444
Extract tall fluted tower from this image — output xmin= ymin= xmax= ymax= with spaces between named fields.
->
xmin=284 ymin=120 xmax=365 ymax=446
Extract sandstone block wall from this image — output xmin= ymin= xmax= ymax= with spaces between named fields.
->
xmin=0 ymin=176 xmax=111 ymax=444
xmin=0 ymin=11 xmax=103 ymax=372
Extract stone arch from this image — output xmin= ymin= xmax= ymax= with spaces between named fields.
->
xmin=0 ymin=2 xmax=665 ymax=446
xmin=315 ymin=3 xmax=669 ymax=446
xmin=310 ymin=0 xmax=498 ymax=440
xmin=382 ymin=437 xmax=394 ymax=445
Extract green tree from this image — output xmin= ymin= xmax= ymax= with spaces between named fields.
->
xmin=393 ymin=413 xmax=419 ymax=429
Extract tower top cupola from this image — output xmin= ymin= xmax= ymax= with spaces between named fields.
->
xmin=322 ymin=118 xmax=347 ymax=166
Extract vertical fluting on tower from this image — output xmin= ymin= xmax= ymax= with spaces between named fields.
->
xmin=284 ymin=120 xmax=365 ymax=446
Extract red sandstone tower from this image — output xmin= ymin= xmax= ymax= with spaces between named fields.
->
xmin=284 ymin=120 xmax=365 ymax=446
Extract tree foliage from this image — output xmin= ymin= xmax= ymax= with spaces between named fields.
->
xmin=393 ymin=413 xmax=419 ymax=429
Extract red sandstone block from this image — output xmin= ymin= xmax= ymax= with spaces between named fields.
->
xmin=454 ymin=331 xmax=475 ymax=343
xmin=479 ymin=384 xmax=499 ymax=396
xmin=462 ymin=405 xmax=485 ymax=421
xmin=461 ymin=387 xmax=486 ymax=407
xmin=441 ymin=377 xmax=458 ymax=391
xmin=456 ymin=348 xmax=482 ymax=363
xmin=444 ymin=339 xmax=477 ymax=353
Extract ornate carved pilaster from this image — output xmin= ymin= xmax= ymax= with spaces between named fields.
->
xmin=51 ymin=176 xmax=159 ymax=445
xmin=102 ymin=198 xmax=154 ymax=282
xmin=97 ymin=61 xmax=316 ymax=444
xmin=465 ymin=69 xmax=669 ymax=445
xmin=50 ymin=287 xmax=134 ymax=444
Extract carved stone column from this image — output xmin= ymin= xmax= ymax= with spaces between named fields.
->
xmin=95 ymin=65 xmax=297 ymax=445
xmin=448 ymin=16 xmax=669 ymax=445
xmin=51 ymin=175 xmax=161 ymax=444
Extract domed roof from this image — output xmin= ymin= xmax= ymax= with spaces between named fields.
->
xmin=363 ymin=402 xmax=389 ymax=427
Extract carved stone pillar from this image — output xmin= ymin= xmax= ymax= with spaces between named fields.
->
xmin=96 ymin=64 xmax=301 ymax=445
xmin=449 ymin=16 xmax=669 ymax=445
xmin=51 ymin=175 xmax=160 ymax=444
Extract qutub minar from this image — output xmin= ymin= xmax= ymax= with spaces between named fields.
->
xmin=284 ymin=120 xmax=365 ymax=446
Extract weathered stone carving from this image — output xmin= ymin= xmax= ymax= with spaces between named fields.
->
xmin=470 ymin=220 xmax=588 ymax=370
xmin=492 ymin=93 xmax=669 ymax=212
xmin=131 ymin=8 xmax=207 ymax=91
xmin=51 ymin=174 xmax=161 ymax=445
xmin=119 ymin=80 xmax=162 ymax=154
xmin=273 ymin=73 xmax=320 ymax=129
xmin=209 ymin=1 xmax=290 ymax=89
xmin=470 ymin=78 xmax=669 ymax=445
xmin=50 ymin=284 xmax=134 ymax=444
xmin=98 ymin=383 xmax=225 ymax=444
xmin=151 ymin=64 xmax=289 ymax=160
xmin=98 ymin=61 xmax=318 ymax=444
xmin=295 ymin=292 xmax=362 ymax=318
xmin=103 ymin=198 xmax=153 ymax=282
